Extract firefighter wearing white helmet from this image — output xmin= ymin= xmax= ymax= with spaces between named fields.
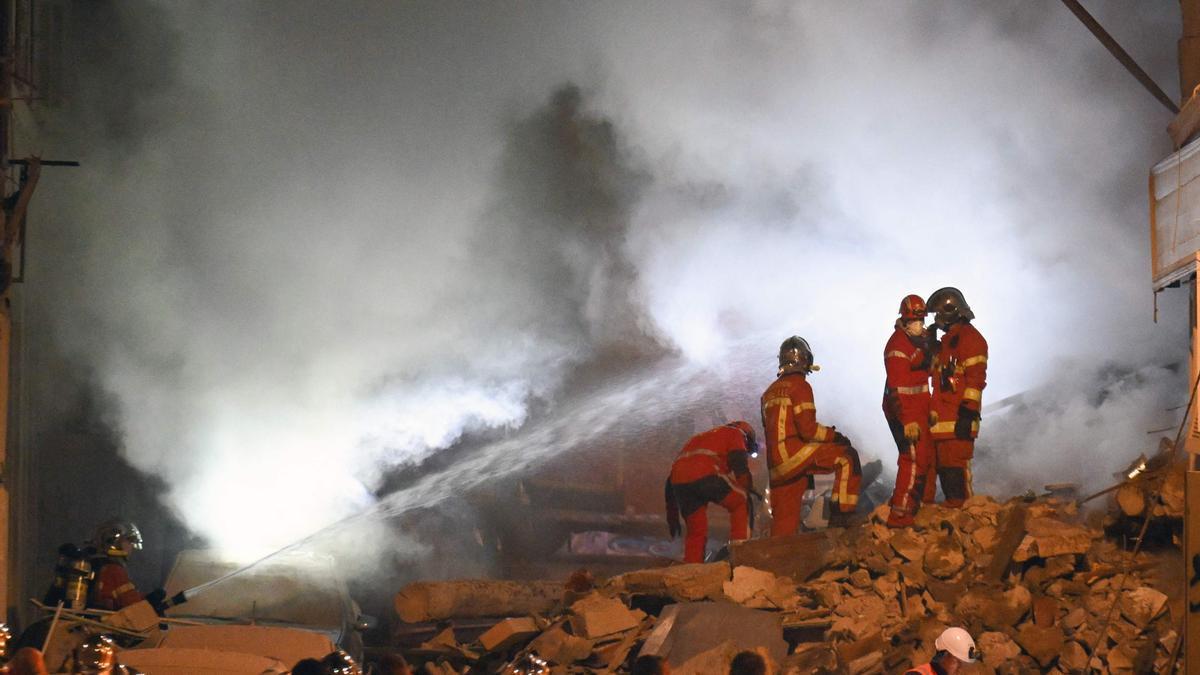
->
xmin=906 ymin=627 xmax=978 ymax=674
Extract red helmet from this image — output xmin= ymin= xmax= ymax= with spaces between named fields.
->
xmin=726 ymin=421 xmax=758 ymax=455
xmin=898 ymin=294 xmax=926 ymax=321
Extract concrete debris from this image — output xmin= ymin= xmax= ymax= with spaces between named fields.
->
xmin=478 ymin=617 xmax=540 ymax=652
xmin=390 ymin=490 xmax=1182 ymax=673
xmin=1118 ymin=586 xmax=1168 ymax=629
xmin=568 ymin=594 xmax=644 ymax=639
xmin=976 ymin=631 xmax=1021 ymax=669
xmin=609 ymin=561 xmax=729 ymax=602
xmin=394 ymin=579 xmax=563 ymax=623
xmin=637 ymin=602 xmax=787 ymax=669
xmin=1061 ymin=639 xmax=1090 ymax=672
xmin=728 ymin=532 xmax=829 ymax=583
xmin=922 ymin=532 xmax=965 ymax=579
xmin=525 ymin=626 xmax=594 ymax=665
xmin=1013 ymin=622 xmax=1064 ymax=668
xmin=1116 ymin=483 xmax=1146 ymax=517
xmin=671 ymin=639 xmax=740 ymax=675
xmin=888 ymin=531 xmax=925 ymax=562
xmin=1012 ymin=517 xmax=1095 ymax=561
xmin=722 ymin=565 xmax=801 ymax=610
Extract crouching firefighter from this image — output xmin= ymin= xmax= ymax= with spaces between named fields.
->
xmin=88 ymin=520 xmax=186 ymax=614
xmin=924 ymin=287 xmax=988 ymax=508
xmin=883 ymin=295 xmax=935 ymax=527
xmin=665 ymin=421 xmax=759 ymax=563
xmin=762 ymin=336 xmax=862 ymax=535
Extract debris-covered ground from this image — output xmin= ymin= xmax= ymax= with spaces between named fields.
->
xmin=394 ymin=469 xmax=1186 ymax=674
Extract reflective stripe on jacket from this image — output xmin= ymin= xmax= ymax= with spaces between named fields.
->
xmin=761 ymin=372 xmax=836 ymax=484
xmin=883 ymin=327 xmax=932 ymax=426
xmin=930 ymin=321 xmax=988 ymax=440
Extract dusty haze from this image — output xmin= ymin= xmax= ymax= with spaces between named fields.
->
xmin=21 ymin=1 xmax=1189 ymax=562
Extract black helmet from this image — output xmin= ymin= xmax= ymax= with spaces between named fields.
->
xmin=926 ymin=287 xmax=974 ymax=328
xmin=778 ymin=336 xmax=817 ymax=375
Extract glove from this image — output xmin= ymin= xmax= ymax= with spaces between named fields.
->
xmin=929 ymin=411 xmax=939 ymax=426
xmin=146 ymin=588 xmax=167 ymax=614
xmin=832 ymin=431 xmax=851 ymax=446
xmin=903 ymin=422 xmax=920 ymax=442
xmin=954 ymin=405 xmax=979 ymax=440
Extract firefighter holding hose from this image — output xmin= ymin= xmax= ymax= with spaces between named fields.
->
xmin=86 ymin=520 xmax=184 ymax=614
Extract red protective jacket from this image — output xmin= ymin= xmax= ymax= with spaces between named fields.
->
xmin=669 ymin=425 xmax=752 ymax=489
xmin=90 ymin=560 xmax=143 ymax=611
xmin=930 ymin=322 xmax=988 ymax=440
xmin=761 ymin=372 xmax=836 ymax=485
xmin=883 ymin=327 xmax=932 ymax=426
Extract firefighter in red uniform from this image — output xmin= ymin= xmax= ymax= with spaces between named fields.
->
xmin=665 ymin=421 xmax=758 ymax=563
xmin=923 ymin=288 xmax=988 ymax=508
xmin=761 ymin=336 xmax=862 ymax=535
xmin=883 ymin=295 xmax=936 ymax=527
xmin=88 ymin=520 xmax=146 ymax=611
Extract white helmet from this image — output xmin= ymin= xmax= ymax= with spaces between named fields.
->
xmin=935 ymin=627 xmax=978 ymax=663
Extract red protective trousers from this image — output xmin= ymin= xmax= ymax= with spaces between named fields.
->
xmin=882 ymin=327 xmax=933 ymax=526
xmin=926 ymin=321 xmax=987 ymax=508
xmin=682 ymin=484 xmax=748 ymax=563
xmin=762 ymin=372 xmax=862 ymax=537
xmin=766 ymin=443 xmax=861 ymax=536
xmin=887 ymin=417 xmax=933 ymax=525
xmin=923 ymin=439 xmax=974 ymax=507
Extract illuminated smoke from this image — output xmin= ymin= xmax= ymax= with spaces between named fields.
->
xmin=31 ymin=1 xmax=1186 ymax=558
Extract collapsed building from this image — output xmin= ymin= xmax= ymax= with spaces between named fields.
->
xmin=391 ymin=470 xmax=1188 ymax=673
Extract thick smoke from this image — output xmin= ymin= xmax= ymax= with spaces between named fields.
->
xmin=27 ymin=0 xmax=1187 ymax=561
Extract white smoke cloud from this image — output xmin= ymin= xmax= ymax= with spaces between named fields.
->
xmin=29 ymin=0 xmax=1187 ymax=559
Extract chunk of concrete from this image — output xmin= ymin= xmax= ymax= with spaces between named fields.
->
xmin=568 ymin=594 xmax=643 ymax=639
xmin=395 ymin=579 xmax=563 ymax=623
xmin=527 ymin=625 xmax=593 ymax=665
xmin=1118 ymin=586 xmax=1168 ymax=629
xmin=722 ymin=565 xmax=798 ymax=610
xmin=611 ymin=562 xmax=729 ymax=601
xmin=971 ymin=525 xmax=998 ymax=553
xmin=672 ymin=639 xmax=740 ymax=675
xmin=478 ymin=617 xmax=539 ymax=652
xmin=1014 ymin=623 xmax=1065 ymax=669
xmin=923 ymin=535 xmax=965 ymax=580
xmin=637 ymin=602 xmax=787 ymax=669
xmin=1033 ymin=596 xmax=1059 ymax=627
xmin=1013 ymin=518 xmax=1094 ymax=561
xmin=976 ymin=631 xmax=1021 ymax=669
xmin=889 ymin=531 xmax=926 ymax=563
xmin=1060 ymin=640 xmax=1090 ymax=672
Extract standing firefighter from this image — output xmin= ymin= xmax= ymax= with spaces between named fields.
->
xmin=665 ymin=421 xmax=758 ymax=563
xmin=761 ymin=336 xmax=862 ymax=534
xmin=882 ymin=295 xmax=935 ymax=527
xmin=923 ymin=287 xmax=988 ymax=508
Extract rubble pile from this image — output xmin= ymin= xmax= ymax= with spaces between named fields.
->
xmin=395 ymin=495 xmax=1181 ymax=674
